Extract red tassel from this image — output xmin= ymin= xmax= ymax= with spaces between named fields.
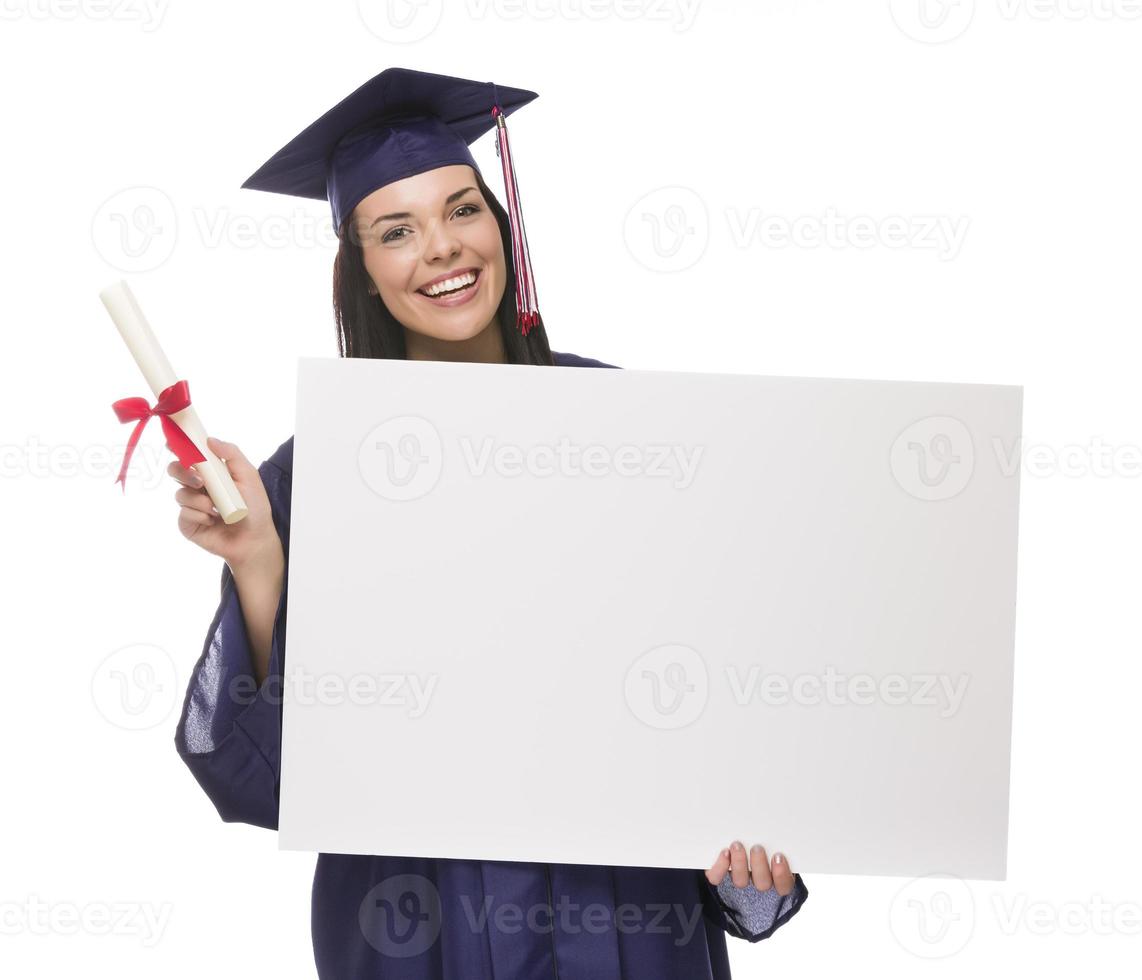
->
xmin=491 ymin=104 xmax=541 ymax=337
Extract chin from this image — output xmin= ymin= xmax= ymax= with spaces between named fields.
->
xmin=420 ymin=307 xmax=497 ymax=342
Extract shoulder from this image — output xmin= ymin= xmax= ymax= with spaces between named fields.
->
xmin=265 ymin=353 xmax=620 ymax=475
xmin=551 ymin=350 xmax=623 ymax=370
xmin=263 ymin=435 xmax=295 ymax=478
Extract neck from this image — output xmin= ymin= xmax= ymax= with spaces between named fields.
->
xmin=404 ymin=317 xmax=508 ymax=364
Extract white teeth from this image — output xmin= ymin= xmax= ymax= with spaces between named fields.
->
xmin=421 ymin=271 xmax=477 ymax=297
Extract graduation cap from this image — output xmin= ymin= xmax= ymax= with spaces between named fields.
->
xmin=241 ymin=67 xmax=543 ymax=336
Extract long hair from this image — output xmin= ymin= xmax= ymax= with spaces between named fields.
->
xmin=332 ymin=168 xmax=554 ymax=365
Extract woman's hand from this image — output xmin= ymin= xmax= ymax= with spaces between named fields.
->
xmin=706 ymin=840 xmax=796 ymax=896
xmin=169 ymin=436 xmax=281 ymax=573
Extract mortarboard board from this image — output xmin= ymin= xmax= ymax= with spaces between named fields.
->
xmin=241 ymin=67 xmax=543 ymax=336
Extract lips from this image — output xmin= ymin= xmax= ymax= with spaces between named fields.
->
xmin=415 ymin=268 xmax=483 ymax=307
xmin=416 ymin=267 xmax=481 ymax=296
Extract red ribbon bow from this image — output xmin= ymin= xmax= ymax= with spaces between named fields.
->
xmin=111 ymin=379 xmax=206 ymax=492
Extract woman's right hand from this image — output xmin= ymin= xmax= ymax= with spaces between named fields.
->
xmin=170 ymin=436 xmax=282 ymax=572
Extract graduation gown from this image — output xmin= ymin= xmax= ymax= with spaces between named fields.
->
xmin=175 ymin=350 xmax=809 ymax=979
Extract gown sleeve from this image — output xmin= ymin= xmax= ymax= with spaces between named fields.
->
xmin=173 ymin=455 xmax=293 ymax=831
xmin=702 ymin=870 xmax=809 ymax=943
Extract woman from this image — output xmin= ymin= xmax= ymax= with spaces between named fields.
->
xmin=172 ymin=66 xmax=808 ymax=979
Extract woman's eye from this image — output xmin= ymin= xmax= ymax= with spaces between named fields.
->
xmin=380 ymin=206 xmax=477 ymax=244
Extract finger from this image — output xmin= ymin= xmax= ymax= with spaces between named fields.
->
xmin=730 ymin=840 xmax=749 ymax=888
xmin=705 ymin=848 xmax=731 ymax=885
xmin=168 ymin=460 xmax=203 ymax=488
xmin=749 ymin=845 xmax=773 ymax=891
xmin=175 ymin=486 xmax=217 ymax=514
xmin=771 ymin=852 xmax=795 ymax=896
xmin=179 ymin=505 xmax=216 ymax=527
xmin=207 ymin=436 xmax=254 ymax=480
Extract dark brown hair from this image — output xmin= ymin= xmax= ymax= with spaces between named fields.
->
xmin=332 ymin=167 xmax=554 ymax=365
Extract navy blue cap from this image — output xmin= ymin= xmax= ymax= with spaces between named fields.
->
xmin=240 ymin=67 xmax=538 ymax=236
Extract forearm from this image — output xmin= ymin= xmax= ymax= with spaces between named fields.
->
xmin=228 ymin=544 xmax=285 ymax=687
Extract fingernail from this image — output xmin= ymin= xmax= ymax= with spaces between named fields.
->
xmin=191 ymin=476 xmax=202 ymax=486
xmin=773 ymin=852 xmax=784 ymax=865
xmin=721 ymin=849 xmax=730 ymax=859
xmin=751 ymin=845 xmax=762 ymax=854
xmin=731 ymin=841 xmax=743 ymax=852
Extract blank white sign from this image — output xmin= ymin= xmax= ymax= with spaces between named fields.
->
xmin=278 ymin=357 xmax=1022 ymax=880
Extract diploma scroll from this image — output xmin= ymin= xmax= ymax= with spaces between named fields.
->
xmin=100 ymin=280 xmax=249 ymax=524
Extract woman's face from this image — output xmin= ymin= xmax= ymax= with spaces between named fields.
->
xmin=350 ymin=164 xmax=507 ymax=350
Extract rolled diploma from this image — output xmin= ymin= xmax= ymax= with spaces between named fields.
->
xmin=100 ymin=280 xmax=249 ymax=524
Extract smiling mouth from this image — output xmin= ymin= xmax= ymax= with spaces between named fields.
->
xmin=416 ymin=268 xmax=481 ymax=299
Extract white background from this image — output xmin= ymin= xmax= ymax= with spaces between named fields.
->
xmin=1 ymin=0 xmax=1139 ymax=977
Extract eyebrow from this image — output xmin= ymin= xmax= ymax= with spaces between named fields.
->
xmin=367 ymin=186 xmax=479 ymax=228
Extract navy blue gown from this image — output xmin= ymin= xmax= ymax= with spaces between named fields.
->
xmin=175 ymin=350 xmax=809 ymax=978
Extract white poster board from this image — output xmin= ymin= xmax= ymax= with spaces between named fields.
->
xmin=278 ymin=357 xmax=1022 ymax=880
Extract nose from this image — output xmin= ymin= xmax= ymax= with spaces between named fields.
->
xmin=422 ymin=215 xmax=462 ymax=266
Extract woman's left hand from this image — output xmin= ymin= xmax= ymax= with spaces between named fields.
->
xmin=705 ymin=840 xmax=796 ymax=895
